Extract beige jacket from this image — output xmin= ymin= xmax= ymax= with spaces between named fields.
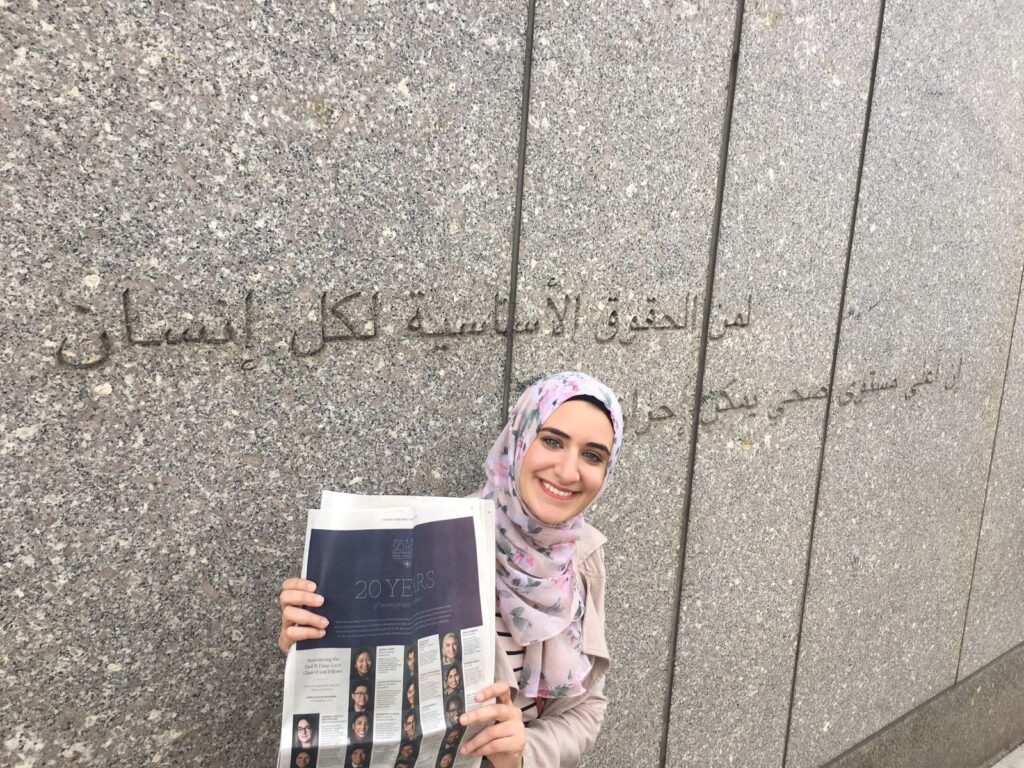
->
xmin=492 ymin=522 xmax=610 ymax=768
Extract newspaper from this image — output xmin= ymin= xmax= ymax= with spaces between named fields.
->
xmin=278 ymin=491 xmax=496 ymax=768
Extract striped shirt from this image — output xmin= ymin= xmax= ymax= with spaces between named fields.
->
xmin=494 ymin=611 xmax=539 ymax=723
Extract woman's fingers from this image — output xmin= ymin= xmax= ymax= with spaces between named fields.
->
xmin=279 ymin=588 xmax=325 ymax=611
xmin=459 ymin=702 xmax=521 ymax=727
xmin=472 ymin=681 xmax=513 ymax=705
xmin=285 ymin=624 xmax=328 ymax=642
xmin=458 ymin=684 xmax=524 ymax=758
xmin=281 ymin=578 xmax=317 ymax=593
xmin=459 ymin=720 xmax=523 ymax=755
xmin=282 ymin=605 xmax=328 ymax=630
xmin=277 ymin=578 xmax=322 ymax=653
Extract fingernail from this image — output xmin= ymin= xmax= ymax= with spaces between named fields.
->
xmin=318 ymin=629 xmax=326 ymax=637
xmin=320 ymin=618 xmax=329 ymax=628
xmin=315 ymin=595 xmax=324 ymax=605
xmin=459 ymin=715 xmax=467 ymax=725
xmin=308 ymin=582 xmax=317 ymax=591
xmin=476 ymin=692 xmax=484 ymax=702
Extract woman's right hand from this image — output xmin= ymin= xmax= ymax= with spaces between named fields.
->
xmin=277 ymin=577 xmax=329 ymax=653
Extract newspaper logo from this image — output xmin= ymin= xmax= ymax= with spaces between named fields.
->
xmin=392 ymin=535 xmax=413 ymax=568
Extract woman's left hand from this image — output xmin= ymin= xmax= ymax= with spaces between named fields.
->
xmin=458 ymin=681 xmax=526 ymax=768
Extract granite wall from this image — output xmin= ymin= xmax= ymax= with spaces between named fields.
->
xmin=2 ymin=1 xmax=1022 ymax=767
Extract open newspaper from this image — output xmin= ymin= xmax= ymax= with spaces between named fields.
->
xmin=278 ymin=491 xmax=496 ymax=768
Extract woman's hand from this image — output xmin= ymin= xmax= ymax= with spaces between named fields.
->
xmin=458 ymin=681 xmax=525 ymax=768
xmin=277 ymin=577 xmax=328 ymax=653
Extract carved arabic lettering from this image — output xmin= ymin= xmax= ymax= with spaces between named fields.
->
xmin=52 ymin=282 xmax=729 ymax=371
xmin=697 ymin=353 xmax=965 ymax=430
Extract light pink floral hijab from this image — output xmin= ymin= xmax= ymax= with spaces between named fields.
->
xmin=480 ymin=371 xmax=623 ymax=698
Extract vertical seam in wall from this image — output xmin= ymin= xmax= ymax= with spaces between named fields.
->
xmin=500 ymin=0 xmax=537 ymax=424
xmin=955 ymin=252 xmax=1024 ymax=682
xmin=658 ymin=1 xmax=745 ymax=765
xmin=780 ymin=1 xmax=887 ymax=765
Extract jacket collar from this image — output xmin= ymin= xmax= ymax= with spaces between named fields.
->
xmin=576 ymin=521 xmax=607 ymax=563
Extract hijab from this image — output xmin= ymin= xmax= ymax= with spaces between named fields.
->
xmin=480 ymin=371 xmax=623 ymax=698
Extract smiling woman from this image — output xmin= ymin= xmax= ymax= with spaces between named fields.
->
xmin=277 ymin=371 xmax=624 ymax=768
xmin=467 ymin=371 xmax=623 ymax=767
xmin=517 ymin=399 xmax=614 ymax=526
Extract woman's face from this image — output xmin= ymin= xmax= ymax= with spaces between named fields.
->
xmin=518 ymin=400 xmax=613 ymax=524
xmin=354 ymin=651 xmax=372 ymax=677
xmin=295 ymin=753 xmax=310 ymax=768
xmin=446 ymin=667 xmax=459 ymax=689
xmin=296 ymin=719 xmax=313 ymax=746
xmin=442 ymin=634 xmax=457 ymax=660
xmin=353 ymin=715 xmax=369 ymax=739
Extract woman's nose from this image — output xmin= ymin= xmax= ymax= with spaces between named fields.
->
xmin=553 ymin=451 xmax=581 ymax=482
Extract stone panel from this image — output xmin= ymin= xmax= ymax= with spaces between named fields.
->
xmin=509 ymin=2 xmax=736 ymax=765
xmin=785 ymin=2 xmax=1024 ymax=766
xmin=0 ymin=3 xmax=525 ymax=764
xmin=827 ymin=641 xmax=1024 ymax=768
xmin=959 ymin=275 xmax=1024 ymax=677
xmin=665 ymin=2 xmax=879 ymax=765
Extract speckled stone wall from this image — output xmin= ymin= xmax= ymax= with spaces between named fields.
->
xmin=508 ymin=2 xmax=736 ymax=766
xmin=1 ymin=2 xmax=525 ymax=765
xmin=665 ymin=2 xmax=879 ymax=765
xmin=827 ymin=641 xmax=1024 ymax=768
xmin=3 ymin=1 xmax=1024 ymax=767
xmin=784 ymin=1 xmax=1024 ymax=766
xmin=959 ymin=276 xmax=1024 ymax=678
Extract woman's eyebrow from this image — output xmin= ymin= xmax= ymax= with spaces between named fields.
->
xmin=539 ymin=427 xmax=610 ymax=455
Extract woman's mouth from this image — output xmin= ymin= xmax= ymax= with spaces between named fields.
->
xmin=539 ymin=478 xmax=578 ymax=500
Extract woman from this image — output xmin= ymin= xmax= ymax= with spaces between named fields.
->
xmin=440 ymin=633 xmax=459 ymax=665
xmin=443 ymin=665 xmax=460 ymax=697
xmin=278 ymin=371 xmax=622 ymax=767
xmin=351 ymin=649 xmax=373 ymax=681
xmin=350 ymin=713 xmax=371 ymax=743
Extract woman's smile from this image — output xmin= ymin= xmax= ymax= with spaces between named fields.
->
xmin=538 ymin=478 xmax=579 ymax=500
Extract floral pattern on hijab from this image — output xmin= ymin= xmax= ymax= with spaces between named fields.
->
xmin=480 ymin=371 xmax=623 ymax=698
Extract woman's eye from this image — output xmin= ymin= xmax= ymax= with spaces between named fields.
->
xmin=542 ymin=436 xmax=561 ymax=448
xmin=583 ymin=451 xmax=605 ymax=463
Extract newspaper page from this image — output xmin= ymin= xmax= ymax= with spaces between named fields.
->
xmin=278 ymin=492 xmax=496 ymax=768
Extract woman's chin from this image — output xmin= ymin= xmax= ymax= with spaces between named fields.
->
xmin=532 ymin=502 xmax=582 ymax=525
xmin=522 ymin=484 xmax=584 ymax=523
